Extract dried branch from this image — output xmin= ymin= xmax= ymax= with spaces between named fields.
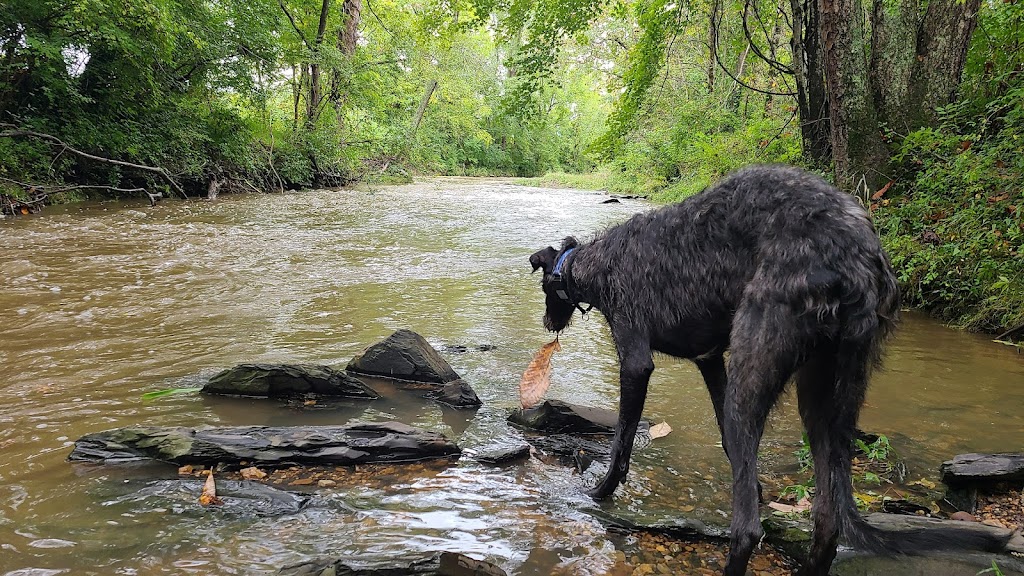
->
xmin=0 ymin=176 xmax=161 ymax=207
xmin=0 ymin=125 xmax=187 ymax=199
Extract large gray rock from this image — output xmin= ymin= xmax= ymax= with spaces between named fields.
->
xmin=762 ymin=512 xmax=1024 ymax=571
xmin=69 ymin=422 xmax=461 ymax=467
xmin=941 ymin=453 xmax=1024 ymax=488
xmin=347 ymin=329 xmax=481 ymax=408
xmin=203 ymin=364 xmax=379 ymax=399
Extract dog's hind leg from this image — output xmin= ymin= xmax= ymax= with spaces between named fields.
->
xmin=722 ymin=303 xmax=803 ymax=576
xmin=795 ymin=352 xmax=844 ymax=576
xmin=588 ymin=329 xmax=654 ymax=500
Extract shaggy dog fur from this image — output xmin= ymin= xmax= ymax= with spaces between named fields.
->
xmin=529 ymin=165 xmax=1004 ymax=576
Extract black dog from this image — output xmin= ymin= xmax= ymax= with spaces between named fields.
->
xmin=529 ymin=165 xmax=1004 ymax=576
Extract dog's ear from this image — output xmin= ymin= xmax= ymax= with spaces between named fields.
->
xmin=530 ymin=246 xmax=558 ymax=274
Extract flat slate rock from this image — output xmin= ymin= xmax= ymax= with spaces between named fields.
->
xmin=763 ymin=512 xmax=1024 ymax=569
xmin=473 ymin=442 xmax=531 ymax=466
xmin=202 ymin=363 xmax=380 ymax=399
xmin=508 ymin=400 xmax=650 ymax=435
xmin=941 ymin=453 xmax=1024 ymax=487
xmin=69 ymin=422 xmax=460 ymax=467
xmin=347 ymin=329 xmax=481 ymax=408
xmin=279 ymin=552 xmax=506 ymax=576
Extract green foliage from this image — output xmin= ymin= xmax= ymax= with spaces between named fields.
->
xmin=876 ymin=93 xmax=1024 ymax=331
xmin=873 ymin=0 xmax=1023 ymax=334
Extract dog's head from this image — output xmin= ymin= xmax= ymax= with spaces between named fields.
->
xmin=529 ymin=237 xmax=579 ymax=333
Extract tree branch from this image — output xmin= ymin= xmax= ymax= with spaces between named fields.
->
xmin=742 ymin=0 xmax=793 ymax=75
xmin=279 ymin=0 xmax=313 ymax=51
xmin=0 ymin=125 xmax=188 ymax=199
xmin=714 ymin=43 xmax=796 ymax=96
xmin=0 ymin=176 xmax=161 ymax=207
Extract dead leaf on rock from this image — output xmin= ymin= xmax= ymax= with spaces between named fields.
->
xmin=178 ymin=465 xmax=194 ymax=475
xmin=519 ymin=338 xmax=561 ymax=409
xmin=240 ymin=466 xmax=267 ymax=480
xmin=199 ymin=471 xmax=224 ymax=506
xmin=649 ymin=422 xmax=672 ymax=439
xmin=768 ymin=497 xmax=811 ymax=514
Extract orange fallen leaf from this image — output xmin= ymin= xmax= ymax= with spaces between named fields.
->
xmin=240 ymin=466 xmax=267 ymax=480
xmin=870 ymin=180 xmax=893 ymax=200
xmin=178 ymin=464 xmax=194 ymax=475
xmin=519 ymin=338 xmax=561 ymax=409
xmin=199 ymin=471 xmax=224 ymax=506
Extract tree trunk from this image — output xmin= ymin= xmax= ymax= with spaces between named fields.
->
xmin=410 ymin=80 xmax=438 ymax=140
xmin=818 ymin=0 xmax=890 ymax=189
xmin=790 ymin=0 xmax=831 ymax=164
xmin=340 ymin=0 xmax=361 ymax=56
xmin=906 ymin=0 xmax=981 ymax=126
xmin=334 ymin=0 xmax=361 ymax=130
xmin=305 ymin=0 xmax=331 ymax=127
xmin=708 ymin=0 xmax=720 ymax=93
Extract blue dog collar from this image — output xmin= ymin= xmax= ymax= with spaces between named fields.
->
xmin=550 ymin=248 xmax=592 ymax=315
xmin=553 ymin=248 xmax=574 ymax=276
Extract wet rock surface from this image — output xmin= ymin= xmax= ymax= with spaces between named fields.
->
xmin=108 ymin=478 xmax=312 ymax=517
xmin=941 ymin=452 xmax=1024 ymax=488
xmin=202 ymin=363 xmax=380 ymax=399
xmin=278 ymin=552 xmax=506 ymax=576
xmin=69 ymin=422 xmax=461 ymax=467
xmin=508 ymin=399 xmax=649 ymax=435
xmin=347 ymin=329 xmax=481 ymax=408
xmin=472 ymin=441 xmax=531 ymax=466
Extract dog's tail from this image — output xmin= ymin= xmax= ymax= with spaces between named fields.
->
xmin=832 ymin=248 xmax=1008 ymax=555
xmin=835 ymin=482 xmax=1009 ymax=555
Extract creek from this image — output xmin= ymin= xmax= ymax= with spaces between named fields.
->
xmin=1 ymin=178 xmax=1022 ymax=575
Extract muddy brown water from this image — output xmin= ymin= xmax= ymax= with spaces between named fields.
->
xmin=1 ymin=178 xmax=1022 ymax=575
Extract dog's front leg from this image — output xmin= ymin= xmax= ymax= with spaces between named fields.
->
xmin=588 ymin=332 xmax=653 ymax=500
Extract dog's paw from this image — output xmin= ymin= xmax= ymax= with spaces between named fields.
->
xmin=585 ymin=479 xmax=618 ymax=500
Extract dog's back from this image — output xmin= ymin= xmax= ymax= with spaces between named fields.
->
xmin=573 ymin=164 xmax=899 ymax=358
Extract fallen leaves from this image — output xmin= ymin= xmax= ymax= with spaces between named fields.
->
xmin=199 ymin=471 xmax=223 ymax=506
xmin=240 ymin=466 xmax=267 ymax=480
xmin=648 ymin=422 xmax=672 ymax=439
xmin=519 ymin=338 xmax=561 ymax=409
xmin=767 ymin=497 xmax=812 ymax=514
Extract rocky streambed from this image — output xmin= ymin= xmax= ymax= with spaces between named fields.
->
xmin=65 ymin=329 xmax=1024 ymax=576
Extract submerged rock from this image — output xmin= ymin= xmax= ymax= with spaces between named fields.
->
xmin=69 ymin=422 xmax=461 ymax=467
xmin=278 ymin=552 xmax=506 ymax=576
xmin=110 ymin=478 xmax=311 ymax=517
xmin=508 ymin=399 xmax=650 ymax=435
xmin=203 ymin=364 xmax=379 ymax=399
xmin=347 ymin=329 xmax=481 ymax=408
xmin=473 ymin=441 xmax=531 ymax=466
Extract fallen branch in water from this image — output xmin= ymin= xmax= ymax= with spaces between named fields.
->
xmin=0 ymin=123 xmax=188 ymax=200
xmin=0 ymin=175 xmax=161 ymax=211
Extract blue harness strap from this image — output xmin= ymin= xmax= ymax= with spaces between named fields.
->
xmin=553 ymin=248 xmax=574 ymax=276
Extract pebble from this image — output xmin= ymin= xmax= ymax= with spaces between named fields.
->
xmin=950 ymin=511 xmax=977 ymax=522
